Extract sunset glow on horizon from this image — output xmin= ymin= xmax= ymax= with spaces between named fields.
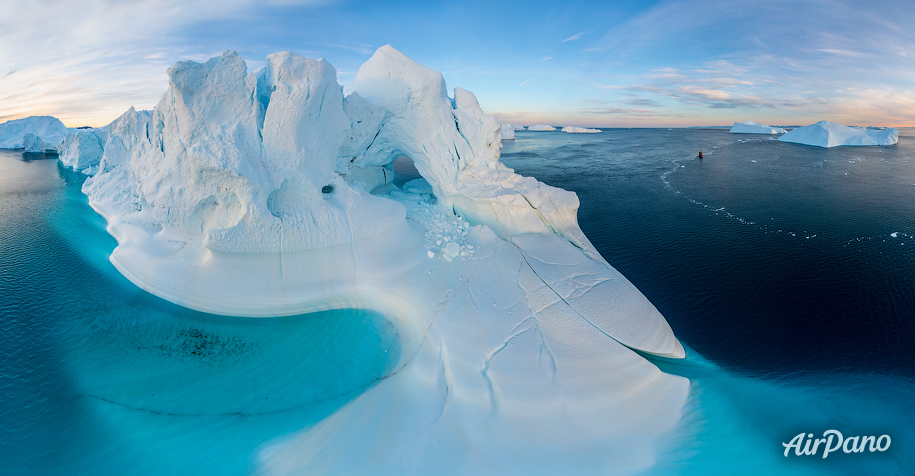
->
xmin=2 ymin=0 xmax=914 ymax=128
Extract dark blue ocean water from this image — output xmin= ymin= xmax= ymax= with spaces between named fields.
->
xmin=2 ymin=129 xmax=914 ymax=475
xmin=501 ymin=129 xmax=915 ymax=378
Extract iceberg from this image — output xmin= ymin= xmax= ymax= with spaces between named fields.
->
xmin=58 ymin=128 xmax=108 ymax=172
xmin=512 ymin=124 xmax=526 ymax=131
xmin=562 ymin=126 xmax=601 ymax=133
xmin=778 ymin=121 xmax=898 ymax=147
xmin=528 ymin=124 xmax=556 ymax=131
xmin=729 ymin=120 xmax=787 ymax=134
xmin=0 ymin=115 xmax=68 ymax=151
xmin=500 ymin=122 xmax=515 ymax=141
xmin=81 ymin=45 xmax=688 ymax=474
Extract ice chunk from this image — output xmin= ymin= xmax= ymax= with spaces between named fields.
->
xmin=500 ymin=123 xmax=515 ymax=141
xmin=0 ymin=115 xmax=68 ymax=150
xmin=442 ymin=241 xmax=460 ymax=260
xmin=562 ymin=126 xmax=601 ymax=133
xmin=58 ymin=128 xmax=108 ymax=172
xmin=779 ymin=121 xmax=898 ymax=147
xmin=729 ymin=120 xmax=787 ymax=134
xmin=528 ymin=124 xmax=556 ymax=131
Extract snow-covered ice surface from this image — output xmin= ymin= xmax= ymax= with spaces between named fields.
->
xmin=779 ymin=121 xmax=898 ymax=147
xmin=562 ymin=126 xmax=601 ymax=133
xmin=0 ymin=116 xmax=68 ymax=151
xmin=79 ymin=45 xmax=687 ymax=474
xmin=729 ymin=120 xmax=786 ymax=134
xmin=500 ymin=123 xmax=515 ymax=141
xmin=528 ymin=124 xmax=556 ymax=131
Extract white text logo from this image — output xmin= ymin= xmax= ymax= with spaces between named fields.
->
xmin=783 ymin=430 xmax=890 ymax=458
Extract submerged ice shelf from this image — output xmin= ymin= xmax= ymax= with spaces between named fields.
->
xmin=68 ymin=45 xmax=688 ymax=473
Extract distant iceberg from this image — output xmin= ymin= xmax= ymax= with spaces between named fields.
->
xmin=729 ymin=120 xmax=786 ymax=134
xmin=511 ymin=124 xmax=526 ymax=131
xmin=500 ymin=123 xmax=515 ymax=141
xmin=78 ymin=45 xmax=687 ymax=474
xmin=528 ymin=124 xmax=556 ymax=131
xmin=562 ymin=126 xmax=601 ymax=134
xmin=0 ymin=115 xmax=68 ymax=151
xmin=778 ymin=121 xmax=898 ymax=147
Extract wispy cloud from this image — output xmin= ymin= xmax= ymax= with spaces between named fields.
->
xmin=562 ymin=32 xmax=585 ymax=42
xmin=542 ymin=56 xmax=553 ymax=61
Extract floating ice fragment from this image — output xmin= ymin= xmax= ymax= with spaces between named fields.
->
xmin=891 ymin=232 xmax=898 ymax=238
xmin=442 ymin=241 xmax=460 ymax=260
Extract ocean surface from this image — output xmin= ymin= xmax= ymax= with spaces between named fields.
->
xmin=2 ymin=129 xmax=914 ymax=475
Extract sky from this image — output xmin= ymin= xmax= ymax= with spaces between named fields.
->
xmin=2 ymin=0 xmax=914 ymax=128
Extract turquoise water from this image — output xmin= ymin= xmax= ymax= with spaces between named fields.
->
xmin=2 ymin=129 xmax=915 ymax=475
xmin=0 ymin=152 xmax=401 ymax=475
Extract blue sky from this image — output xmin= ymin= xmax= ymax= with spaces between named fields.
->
xmin=2 ymin=0 xmax=914 ymax=127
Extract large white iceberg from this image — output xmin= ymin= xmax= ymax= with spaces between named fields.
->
xmin=729 ymin=120 xmax=786 ymax=134
xmin=511 ymin=124 xmax=526 ymax=131
xmin=81 ymin=45 xmax=688 ymax=474
xmin=778 ymin=121 xmax=899 ymax=147
xmin=528 ymin=124 xmax=556 ymax=131
xmin=0 ymin=115 xmax=68 ymax=151
xmin=500 ymin=122 xmax=515 ymax=141
xmin=562 ymin=126 xmax=601 ymax=133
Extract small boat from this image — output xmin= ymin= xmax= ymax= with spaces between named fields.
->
xmin=698 ymin=148 xmax=704 ymax=159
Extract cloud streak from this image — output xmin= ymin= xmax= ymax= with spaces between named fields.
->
xmin=562 ymin=32 xmax=585 ymax=42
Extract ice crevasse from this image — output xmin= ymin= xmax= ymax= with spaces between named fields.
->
xmin=79 ymin=45 xmax=689 ymax=474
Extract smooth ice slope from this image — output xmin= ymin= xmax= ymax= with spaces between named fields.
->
xmin=528 ymin=124 xmax=556 ymax=131
xmin=563 ymin=126 xmax=601 ymax=133
xmin=779 ymin=121 xmax=898 ymax=147
xmin=82 ymin=46 xmax=688 ymax=475
xmin=500 ymin=123 xmax=515 ymax=141
xmin=729 ymin=120 xmax=786 ymax=134
xmin=0 ymin=116 xmax=68 ymax=151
